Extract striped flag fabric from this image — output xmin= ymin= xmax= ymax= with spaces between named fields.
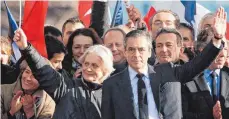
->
xmin=110 ymin=0 xmax=123 ymax=27
xmin=4 ymin=1 xmax=21 ymax=62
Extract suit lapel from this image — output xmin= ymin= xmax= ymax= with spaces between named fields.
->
xmin=117 ymin=68 xmax=137 ymax=118
xmin=148 ymin=65 xmax=160 ymax=111
xmin=194 ymin=74 xmax=209 ymax=92
xmin=220 ymin=69 xmax=229 ymax=101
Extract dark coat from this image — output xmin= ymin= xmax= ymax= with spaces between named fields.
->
xmin=53 ymin=79 xmax=102 ymax=119
xmin=182 ymin=67 xmax=229 ymax=119
xmin=111 ymin=61 xmax=128 ymax=76
xmin=21 ymin=44 xmax=102 ymax=119
xmin=101 ymin=41 xmax=222 ymax=119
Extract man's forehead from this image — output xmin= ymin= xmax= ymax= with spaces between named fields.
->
xmin=153 ymin=12 xmax=176 ymax=21
xmin=126 ymin=37 xmax=148 ymax=46
xmin=65 ymin=22 xmax=84 ymax=31
xmin=104 ymin=30 xmax=124 ymax=40
xmin=127 ymin=36 xmax=148 ymax=41
xmin=156 ymin=33 xmax=177 ymax=42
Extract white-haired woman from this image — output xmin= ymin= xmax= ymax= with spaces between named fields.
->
xmin=13 ymin=29 xmax=114 ymax=119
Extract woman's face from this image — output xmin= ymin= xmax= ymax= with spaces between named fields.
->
xmin=21 ymin=66 xmax=39 ymax=91
xmin=72 ymin=35 xmax=93 ymax=61
xmin=82 ymin=52 xmax=105 ymax=84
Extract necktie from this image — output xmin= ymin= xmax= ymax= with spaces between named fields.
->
xmin=210 ymin=71 xmax=218 ymax=103
xmin=136 ymin=74 xmax=148 ymax=119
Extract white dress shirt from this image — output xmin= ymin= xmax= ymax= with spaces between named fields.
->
xmin=128 ymin=66 xmax=159 ymax=119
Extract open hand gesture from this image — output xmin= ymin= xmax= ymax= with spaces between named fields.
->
xmin=213 ymin=7 xmax=227 ymax=39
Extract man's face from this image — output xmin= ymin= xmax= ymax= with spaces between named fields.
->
xmin=125 ymin=36 xmax=151 ymax=72
xmin=49 ymin=52 xmax=65 ymax=71
xmin=21 ymin=66 xmax=39 ymax=91
xmin=151 ymin=12 xmax=176 ymax=38
xmin=104 ymin=31 xmax=125 ymax=64
xmin=63 ymin=23 xmax=85 ymax=46
xmin=200 ymin=16 xmax=214 ymax=30
xmin=155 ymin=33 xmax=181 ymax=64
xmin=209 ymin=44 xmax=228 ymax=69
xmin=178 ymin=27 xmax=194 ymax=50
xmin=72 ymin=35 xmax=93 ymax=61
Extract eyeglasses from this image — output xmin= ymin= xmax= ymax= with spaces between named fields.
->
xmin=127 ymin=47 xmax=147 ymax=54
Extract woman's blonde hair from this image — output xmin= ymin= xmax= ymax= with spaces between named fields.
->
xmin=1 ymin=36 xmax=12 ymax=64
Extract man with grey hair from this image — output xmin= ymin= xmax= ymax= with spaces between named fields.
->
xmin=198 ymin=13 xmax=215 ymax=34
xmin=103 ymin=28 xmax=128 ymax=75
xmin=102 ymin=8 xmax=225 ymax=117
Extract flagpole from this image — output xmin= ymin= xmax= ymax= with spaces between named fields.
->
xmin=19 ymin=0 xmax=21 ymax=28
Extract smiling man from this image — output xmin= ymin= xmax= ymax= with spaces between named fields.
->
xmin=103 ymin=28 xmax=127 ymax=75
xmin=155 ymin=28 xmax=183 ymax=64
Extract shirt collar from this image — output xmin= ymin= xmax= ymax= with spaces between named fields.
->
xmin=128 ymin=66 xmax=149 ymax=81
xmin=204 ymin=69 xmax=220 ymax=77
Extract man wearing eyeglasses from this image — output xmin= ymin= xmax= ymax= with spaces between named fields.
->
xmin=149 ymin=10 xmax=180 ymax=39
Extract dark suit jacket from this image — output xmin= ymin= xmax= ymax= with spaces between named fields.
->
xmin=182 ymin=67 xmax=229 ymax=119
xmin=101 ymin=42 xmax=222 ymax=119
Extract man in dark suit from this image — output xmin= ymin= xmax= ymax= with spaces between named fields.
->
xmin=101 ymin=7 xmax=227 ymax=119
xmin=182 ymin=27 xmax=229 ymax=119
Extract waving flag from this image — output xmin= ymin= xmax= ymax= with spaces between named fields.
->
xmin=181 ymin=1 xmax=196 ymax=25
xmin=78 ymin=1 xmax=93 ymax=27
xmin=111 ymin=0 xmax=123 ymax=27
xmin=4 ymin=1 xmax=21 ymax=62
xmin=22 ymin=1 xmax=48 ymax=58
xmin=143 ymin=6 xmax=156 ymax=30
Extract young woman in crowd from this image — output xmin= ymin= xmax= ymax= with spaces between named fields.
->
xmin=63 ymin=28 xmax=103 ymax=78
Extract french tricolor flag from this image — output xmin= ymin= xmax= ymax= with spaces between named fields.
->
xmin=144 ymin=1 xmax=229 ymax=40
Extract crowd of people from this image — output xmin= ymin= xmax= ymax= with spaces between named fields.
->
xmin=1 ymin=1 xmax=228 ymax=119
